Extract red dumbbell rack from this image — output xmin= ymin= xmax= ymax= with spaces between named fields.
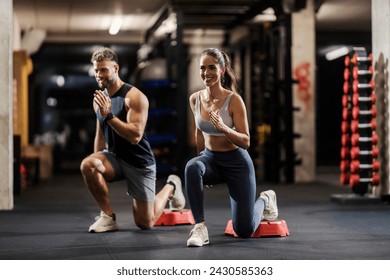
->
xmin=340 ymin=47 xmax=379 ymax=195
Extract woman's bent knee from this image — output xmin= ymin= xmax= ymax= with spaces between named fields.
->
xmin=235 ymin=230 xmax=253 ymax=239
xmin=233 ymin=223 xmax=254 ymax=239
xmin=185 ymin=160 xmax=204 ymax=177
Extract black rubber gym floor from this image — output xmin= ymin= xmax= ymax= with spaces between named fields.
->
xmin=1 ymin=169 xmax=390 ymax=260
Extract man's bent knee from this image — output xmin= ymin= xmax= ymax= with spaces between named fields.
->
xmin=135 ymin=218 xmax=154 ymax=230
xmin=80 ymin=157 xmax=105 ymax=176
xmin=80 ymin=158 xmax=90 ymax=174
xmin=133 ymin=199 xmax=155 ymax=230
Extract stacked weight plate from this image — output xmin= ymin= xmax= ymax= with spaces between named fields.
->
xmin=340 ymin=47 xmax=379 ymax=195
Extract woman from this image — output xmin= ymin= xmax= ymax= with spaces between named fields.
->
xmin=185 ymin=48 xmax=278 ymax=247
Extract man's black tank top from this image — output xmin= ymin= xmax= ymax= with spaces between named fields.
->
xmin=96 ymin=83 xmax=155 ymax=168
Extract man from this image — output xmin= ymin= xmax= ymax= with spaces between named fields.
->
xmin=80 ymin=47 xmax=185 ymax=232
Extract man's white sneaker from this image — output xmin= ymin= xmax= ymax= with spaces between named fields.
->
xmin=167 ymin=174 xmax=186 ymax=210
xmin=260 ymin=190 xmax=278 ymax=221
xmin=88 ymin=211 xmax=118 ymax=233
xmin=187 ymin=223 xmax=209 ymax=247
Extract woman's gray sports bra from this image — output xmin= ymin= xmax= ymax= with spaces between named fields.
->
xmin=194 ymin=91 xmax=235 ymax=136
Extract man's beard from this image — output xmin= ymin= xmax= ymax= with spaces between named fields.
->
xmin=98 ymin=82 xmax=105 ymax=90
xmin=97 ymin=78 xmax=114 ymax=90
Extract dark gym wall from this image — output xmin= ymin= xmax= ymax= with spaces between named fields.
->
xmin=28 ymin=29 xmax=372 ymax=173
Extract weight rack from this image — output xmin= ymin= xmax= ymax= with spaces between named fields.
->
xmin=340 ymin=47 xmax=379 ymax=195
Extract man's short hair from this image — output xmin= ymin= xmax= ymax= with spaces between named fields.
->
xmin=91 ymin=47 xmax=119 ymax=64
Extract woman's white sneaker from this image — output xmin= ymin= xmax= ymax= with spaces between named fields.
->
xmin=260 ymin=190 xmax=278 ymax=221
xmin=187 ymin=223 xmax=209 ymax=247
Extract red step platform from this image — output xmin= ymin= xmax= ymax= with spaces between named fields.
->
xmin=225 ymin=219 xmax=290 ymax=237
xmin=155 ymin=209 xmax=195 ymax=226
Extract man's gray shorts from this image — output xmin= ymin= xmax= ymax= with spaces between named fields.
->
xmin=101 ymin=150 xmax=156 ymax=202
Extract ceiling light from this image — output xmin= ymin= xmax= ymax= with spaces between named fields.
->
xmin=252 ymin=8 xmax=276 ymax=22
xmin=56 ymin=75 xmax=65 ymax=87
xmin=325 ymin=47 xmax=350 ymax=61
xmin=46 ymin=97 xmax=58 ymax=107
xmin=109 ymin=16 xmax=123 ymax=35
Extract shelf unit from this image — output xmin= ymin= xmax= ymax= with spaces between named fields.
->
xmin=136 ymin=8 xmax=188 ymax=179
xmin=139 ymin=79 xmax=180 ymax=178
